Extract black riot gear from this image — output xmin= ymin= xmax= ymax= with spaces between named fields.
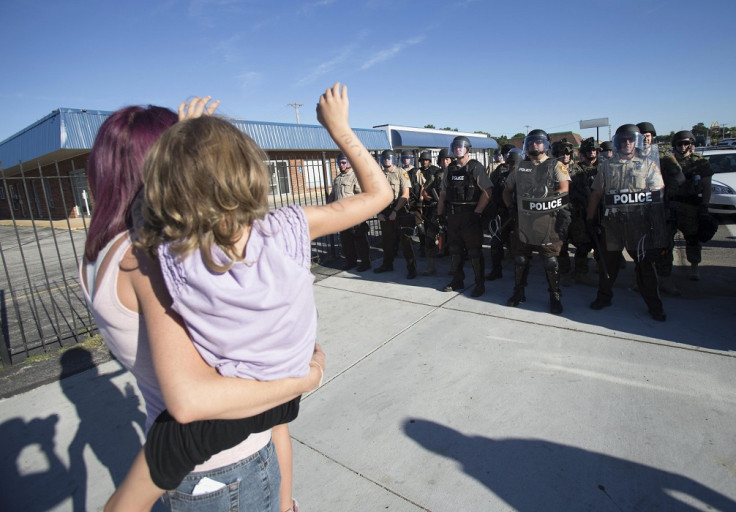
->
xmin=437 ymin=148 xmax=452 ymax=164
xmin=523 ymin=129 xmax=550 ymax=157
xmin=419 ymin=150 xmax=432 ymax=162
xmin=445 ymin=162 xmax=481 ymax=203
xmin=580 ymin=137 xmax=599 ymax=153
xmin=451 ymin=136 xmax=472 ymax=150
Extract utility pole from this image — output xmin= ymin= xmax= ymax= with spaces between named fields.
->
xmin=525 ymin=125 xmax=530 ymax=135
xmin=287 ymin=103 xmax=303 ymax=124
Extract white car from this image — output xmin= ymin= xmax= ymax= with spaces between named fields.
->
xmin=698 ymin=147 xmax=736 ymax=215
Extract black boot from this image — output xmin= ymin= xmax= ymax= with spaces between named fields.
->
xmin=486 ymin=246 xmax=503 ymax=280
xmin=507 ymin=261 xmax=529 ymax=307
xmin=444 ymin=253 xmax=464 ymax=291
xmin=470 ymin=257 xmax=485 ymax=297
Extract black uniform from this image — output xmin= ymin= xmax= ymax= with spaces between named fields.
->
xmin=442 ymin=159 xmax=491 ymax=294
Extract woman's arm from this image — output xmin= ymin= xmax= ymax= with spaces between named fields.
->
xmin=128 ymin=246 xmax=324 ymax=423
xmin=304 ymin=83 xmax=392 ymax=240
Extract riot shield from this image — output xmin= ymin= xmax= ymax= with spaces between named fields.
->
xmin=600 ymin=147 xmax=668 ymax=251
xmin=515 ymin=159 xmax=569 ymax=246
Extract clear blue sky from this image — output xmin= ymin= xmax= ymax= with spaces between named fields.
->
xmin=2 ymin=0 xmax=735 ymax=143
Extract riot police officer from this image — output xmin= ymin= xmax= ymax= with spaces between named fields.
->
xmin=420 ymin=148 xmax=453 ymax=274
xmin=485 ymin=148 xmax=521 ymax=281
xmin=637 ymin=122 xmax=685 ymax=294
xmin=437 ymin=136 xmax=493 ymax=297
xmin=374 ymin=149 xmax=417 ymax=279
xmin=587 ymin=124 xmax=668 ymax=321
xmin=551 ymin=139 xmax=584 ymax=283
xmin=564 ymin=137 xmax=600 ymax=285
xmin=503 ymin=129 xmax=571 ymax=314
xmin=328 ymin=153 xmax=372 ymax=271
xmin=668 ymin=130 xmax=715 ymax=281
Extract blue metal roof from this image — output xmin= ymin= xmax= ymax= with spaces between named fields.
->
xmin=0 ymin=108 xmax=110 ymax=168
xmin=230 ymin=120 xmax=389 ymax=151
xmin=388 ymin=128 xmax=498 ymax=150
xmin=0 ymin=110 xmax=390 ymax=170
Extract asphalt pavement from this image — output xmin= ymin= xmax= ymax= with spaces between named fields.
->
xmin=1 ymin=230 xmax=735 ymax=511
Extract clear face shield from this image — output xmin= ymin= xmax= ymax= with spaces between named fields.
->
xmin=382 ymin=154 xmax=396 ymax=168
xmin=612 ymin=132 xmax=644 ymax=159
xmin=451 ymin=139 xmax=471 ymax=158
xmin=523 ymin=135 xmax=549 ymax=157
xmin=401 ymin=155 xmax=414 ymax=167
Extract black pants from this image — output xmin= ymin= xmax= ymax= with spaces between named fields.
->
xmin=447 ymin=210 xmax=484 ymax=285
xmin=380 ymin=215 xmax=415 ymax=269
xmin=596 ymin=249 xmax=664 ymax=314
xmin=339 ymin=223 xmax=370 ymax=265
xmin=144 ymin=396 xmax=301 ymax=490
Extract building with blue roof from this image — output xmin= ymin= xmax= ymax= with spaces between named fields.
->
xmin=0 ymin=108 xmax=496 ymax=221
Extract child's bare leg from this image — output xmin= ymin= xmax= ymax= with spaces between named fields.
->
xmin=272 ymin=423 xmax=294 ymax=512
xmin=104 ymin=448 xmax=165 ymax=512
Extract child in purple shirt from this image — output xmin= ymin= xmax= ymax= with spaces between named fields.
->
xmin=111 ymin=83 xmax=393 ymax=511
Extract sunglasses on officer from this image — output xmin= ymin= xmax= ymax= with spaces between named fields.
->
xmin=675 ymin=140 xmax=692 ymax=147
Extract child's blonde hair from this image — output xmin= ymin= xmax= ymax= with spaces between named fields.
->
xmin=138 ymin=116 xmax=270 ymax=272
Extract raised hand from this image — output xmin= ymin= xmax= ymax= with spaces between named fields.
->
xmin=178 ymin=96 xmax=220 ymax=121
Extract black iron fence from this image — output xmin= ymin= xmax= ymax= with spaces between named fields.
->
xmin=0 ymin=155 xmax=380 ymax=367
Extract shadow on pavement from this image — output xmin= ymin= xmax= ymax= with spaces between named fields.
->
xmin=404 ymin=418 xmax=736 ymax=511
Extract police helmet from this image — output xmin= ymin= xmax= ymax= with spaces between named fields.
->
xmin=580 ymin=137 xmax=599 ymax=153
xmin=450 ymin=136 xmax=472 ymax=157
xmin=506 ymin=150 xmax=523 ymax=171
xmin=636 ymin=122 xmax=657 ymax=138
xmin=437 ymin=148 xmax=453 ymax=164
xmin=501 ymin=143 xmax=515 ymax=156
xmin=672 ymin=130 xmax=695 ymax=148
xmin=380 ymin=149 xmax=396 ymax=167
xmin=600 ymin=141 xmax=613 ymax=152
xmin=698 ymin=212 xmax=719 ymax=243
xmin=523 ymin=129 xmax=550 ymax=157
xmin=612 ymin=124 xmax=643 ymax=153
xmin=552 ymin=139 xmax=574 ymax=158
xmin=336 ymin=153 xmax=349 ymax=167
xmin=419 ymin=150 xmax=432 ymax=162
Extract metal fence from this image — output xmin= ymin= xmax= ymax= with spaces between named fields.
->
xmin=0 ymin=156 xmax=379 ymax=367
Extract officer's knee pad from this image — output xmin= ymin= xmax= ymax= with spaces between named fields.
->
xmin=544 ymin=256 xmax=559 ymax=271
xmin=514 ymin=255 xmax=529 ymax=267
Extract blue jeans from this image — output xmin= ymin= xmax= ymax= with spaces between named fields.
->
xmin=161 ymin=440 xmax=281 ymax=511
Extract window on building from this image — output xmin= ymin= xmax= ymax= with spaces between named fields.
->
xmin=43 ymin=177 xmax=55 ymax=209
xmin=267 ymin=160 xmax=291 ymax=196
xmin=70 ymin=169 xmax=91 ymax=216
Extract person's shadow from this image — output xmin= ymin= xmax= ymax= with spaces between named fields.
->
xmin=0 ymin=414 xmax=74 ymax=511
xmin=60 ymin=348 xmax=147 ymax=511
xmin=403 ymin=419 xmax=736 ymax=511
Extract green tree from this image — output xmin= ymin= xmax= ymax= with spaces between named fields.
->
xmin=512 ymin=132 xmax=525 ymax=139
xmin=473 ymin=130 xmax=491 ymax=137
xmin=424 ymin=124 xmax=435 ymax=129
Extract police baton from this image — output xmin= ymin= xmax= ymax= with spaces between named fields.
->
xmin=587 ymin=221 xmax=609 ymax=280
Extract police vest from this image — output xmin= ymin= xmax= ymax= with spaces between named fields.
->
xmin=515 ymin=158 xmax=568 ymax=246
xmin=446 ymin=160 xmax=483 ymax=203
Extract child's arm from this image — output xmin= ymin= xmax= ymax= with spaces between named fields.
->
xmin=272 ymin=424 xmax=294 ymax=512
xmin=305 ymin=82 xmax=393 ymax=240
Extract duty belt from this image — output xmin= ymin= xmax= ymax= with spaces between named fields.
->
xmin=448 ymin=202 xmax=476 ymax=215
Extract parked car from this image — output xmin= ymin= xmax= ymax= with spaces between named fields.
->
xmin=697 ymin=147 xmax=736 ymax=215
xmin=716 ymin=138 xmax=736 ymax=148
